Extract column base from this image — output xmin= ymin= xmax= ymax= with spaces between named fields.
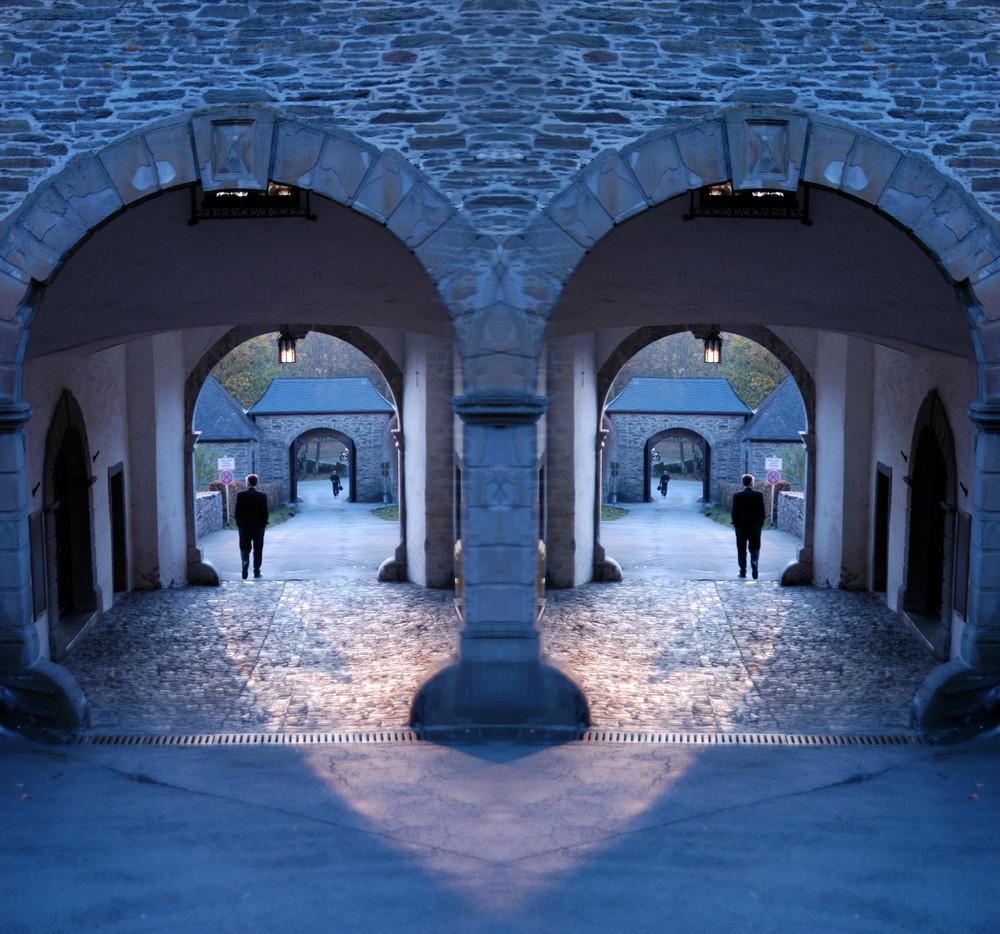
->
xmin=593 ymin=544 xmax=623 ymax=582
xmin=780 ymin=559 xmax=813 ymax=586
xmin=411 ymin=660 xmax=590 ymax=742
xmin=187 ymin=546 xmax=220 ymax=586
xmin=377 ymin=545 xmax=407 ymax=582
xmin=0 ymin=660 xmax=90 ymax=737
xmin=911 ymin=660 xmax=1000 ymax=743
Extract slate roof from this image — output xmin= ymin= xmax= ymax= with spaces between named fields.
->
xmin=247 ymin=377 xmax=394 ymax=415
xmin=606 ymin=378 xmax=751 ymax=415
xmin=741 ymin=378 xmax=806 ymax=441
xmin=193 ymin=376 xmax=260 ymax=441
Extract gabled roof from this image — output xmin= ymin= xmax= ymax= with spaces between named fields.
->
xmin=247 ymin=377 xmax=394 ymax=415
xmin=741 ymin=378 xmax=806 ymax=442
xmin=194 ymin=376 xmax=260 ymax=442
xmin=606 ymin=378 xmax=751 ymax=415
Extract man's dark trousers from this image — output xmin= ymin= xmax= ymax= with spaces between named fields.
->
xmin=235 ymin=486 xmax=269 ymax=576
xmin=731 ymin=485 xmax=766 ymax=577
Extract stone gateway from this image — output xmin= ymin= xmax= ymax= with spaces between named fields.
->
xmin=1 ymin=2 xmax=999 ymax=741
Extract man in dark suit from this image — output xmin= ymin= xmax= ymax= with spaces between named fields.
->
xmin=731 ymin=473 xmax=766 ymax=579
xmin=234 ymin=473 xmax=269 ymax=579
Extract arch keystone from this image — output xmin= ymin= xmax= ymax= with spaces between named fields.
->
xmin=725 ymin=110 xmax=808 ymax=192
xmin=191 ymin=110 xmax=276 ymax=192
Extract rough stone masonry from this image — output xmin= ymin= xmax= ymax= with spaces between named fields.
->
xmin=1 ymin=1 xmax=999 ymax=230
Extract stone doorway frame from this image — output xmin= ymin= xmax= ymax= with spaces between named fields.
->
xmin=899 ymin=390 xmax=957 ymax=660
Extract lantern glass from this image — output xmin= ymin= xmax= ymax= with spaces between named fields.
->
xmin=704 ymin=330 xmax=722 ymax=364
xmin=278 ymin=330 xmax=296 ymax=364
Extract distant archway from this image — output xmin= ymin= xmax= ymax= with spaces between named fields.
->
xmin=646 ymin=429 xmax=709 ymax=504
xmin=901 ymin=391 xmax=957 ymax=658
xmin=291 ymin=427 xmax=356 ymax=503
xmin=43 ymin=391 xmax=100 ymax=659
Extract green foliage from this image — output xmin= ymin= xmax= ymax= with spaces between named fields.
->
xmin=610 ymin=332 xmax=789 ymax=409
xmin=373 ymin=505 xmax=399 ymax=521
xmin=194 ymin=442 xmax=224 ymax=490
xmin=601 ymin=505 xmax=628 ymax=521
xmin=211 ymin=332 xmax=391 ymax=409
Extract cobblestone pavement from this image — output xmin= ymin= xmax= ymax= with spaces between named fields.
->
xmin=64 ymin=577 xmax=936 ymax=737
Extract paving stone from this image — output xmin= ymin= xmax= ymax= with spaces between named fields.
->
xmin=64 ymin=575 xmax=936 ymax=737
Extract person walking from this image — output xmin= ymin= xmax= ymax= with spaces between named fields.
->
xmin=731 ymin=473 xmax=766 ymax=579
xmin=658 ymin=472 xmax=669 ymax=497
xmin=235 ymin=473 xmax=269 ymax=579
xmin=331 ymin=471 xmax=342 ymax=497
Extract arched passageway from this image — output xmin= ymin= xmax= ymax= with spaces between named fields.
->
xmin=646 ymin=430 xmax=709 ymax=504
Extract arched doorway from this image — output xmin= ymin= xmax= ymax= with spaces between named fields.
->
xmin=291 ymin=428 xmax=356 ymax=503
xmin=901 ymin=391 xmax=957 ymax=659
xmin=43 ymin=391 xmax=101 ymax=660
xmin=646 ymin=429 xmax=709 ymax=504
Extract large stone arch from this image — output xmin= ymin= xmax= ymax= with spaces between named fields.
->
xmin=184 ymin=324 xmax=406 ymax=585
xmin=0 ymin=110 xmax=475 ymax=728
xmin=523 ymin=107 xmax=1000 ymax=738
xmin=0 ymin=108 xmax=480 ymax=370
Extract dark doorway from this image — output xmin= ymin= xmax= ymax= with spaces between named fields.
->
xmin=872 ymin=464 xmax=891 ymax=594
xmin=906 ymin=425 xmax=948 ymax=614
xmin=902 ymin=391 xmax=956 ymax=658
xmin=46 ymin=421 xmax=99 ymax=658
xmin=109 ymin=464 xmax=128 ymax=593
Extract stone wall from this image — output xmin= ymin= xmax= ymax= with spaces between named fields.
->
xmin=2 ymin=1 xmax=1000 ymax=232
xmin=778 ymin=490 xmax=806 ymax=540
xmin=253 ymin=413 xmax=395 ymax=504
xmin=195 ymin=490 xmax=222 ymax=540
xmin=606 ymin=412 xmax=746 ymax=504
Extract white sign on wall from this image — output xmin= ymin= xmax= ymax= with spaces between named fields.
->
xmin=764 ymin=457 xmax=783 ymax=471
xmin=217 ymin=457 xmax=236 ymax=471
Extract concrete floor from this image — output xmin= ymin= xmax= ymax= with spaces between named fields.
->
xmin=3 ymin=731 xmax=998 ymax=933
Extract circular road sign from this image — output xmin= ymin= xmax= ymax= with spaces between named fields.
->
xmin=219 ymin=470 xmax=235 ymax=485
xmin=766 ymin=469 xmax=781 ymax=485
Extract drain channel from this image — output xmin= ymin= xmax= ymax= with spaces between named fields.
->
xmin=73 ymin=730 xmax=924 ymax=747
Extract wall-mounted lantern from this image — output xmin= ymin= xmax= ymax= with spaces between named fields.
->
xmin=703 ymin=327 xmax=723 ymax=365
xmin=277 ymin=329 xmax=297 ymax=365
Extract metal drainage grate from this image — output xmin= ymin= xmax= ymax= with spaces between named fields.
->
xmin=74 ymin=729 xmax=420 ymax=747
xmin=579 ymin=731 xmax=925 ymax=746
xmin=73 ymin=729 xmax=924 ymax=747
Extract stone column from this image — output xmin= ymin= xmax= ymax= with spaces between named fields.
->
xmin=185 ymin=429 xmax=219 ymax=586
xmin=0 ymin=399 xmax=88 ymax=731
xmin=593 ymin=425 xmax=623 ymax=582
xmin=912 ymin=400 xmax=1000 ymax=740
xmin=410 ymin=393 xmax=588 ymax=737
xmin=962 ymin=401 xmax=1000 ymax=667
xmin=545 ymin=334 xmax=598 ymax=588
xmin=780 ymin=430 xmax=815 ymax=585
